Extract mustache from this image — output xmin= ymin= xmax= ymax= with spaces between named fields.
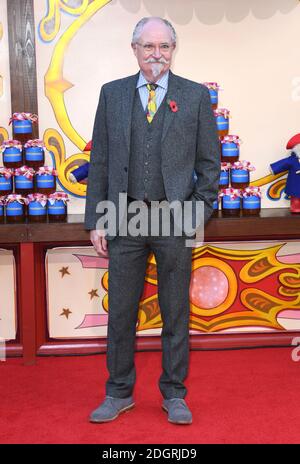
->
xmin=144 ymin=57 xmax=169 ymax=64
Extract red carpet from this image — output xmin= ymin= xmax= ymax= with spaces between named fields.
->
xmin=0 ymin=348 xmax=300 ymax=444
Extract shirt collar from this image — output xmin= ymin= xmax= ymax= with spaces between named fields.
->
xmin=136 ymin=71 xmax=169 ymax=90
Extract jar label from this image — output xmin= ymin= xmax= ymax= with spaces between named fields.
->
xmin=29 ymin=202 xmax=47 ymax=215
xmin=243 ymin=198 xmax=261 ymax=209
xmin=219 ymin=172 xmax=229 ymax=184
xmin=0 ymin=205 xmax=3 ymax=216
xmin=216 ymin=117 xmax=229 ymax=130
xmin=213 ymin=199 xmax=219 ymax=209
xmin=3 ymin=149 xmax=22 ymax=162
xmin=13 ymin=120 xmax=32 ymax=134
xmin=48 ymin=204 xmax=66 ymax=214
xmin=6 ymin=202 xmax=23 ymax=216
xmin=209 ymin=89 xmax=218 ymax=104
xmin=15 ymin=177 xmax=33 ymax=188
xmin=0 ymin=178 xmax=12 ymax=190
xmin=223 ymin=197 xmax=240 ymax=209
xmin=222 ymin=144 xmax=239 ymax=156
xmin=231 ymin=170 xmax=249 ymax=182
xmin=36 ymin=175 xmax=55 ymax=188
xmin=25 ymin=150 xmax=44 ymax=161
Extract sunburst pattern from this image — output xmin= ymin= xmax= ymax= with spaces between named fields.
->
xmin=100 ymin=243 xmax=300 ymax=333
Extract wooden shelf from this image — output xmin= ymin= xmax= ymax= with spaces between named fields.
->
xmin=205 ymin=208 xmax=300 ymax=241
xmin=1 ymin=209 xmax=300 ymax=244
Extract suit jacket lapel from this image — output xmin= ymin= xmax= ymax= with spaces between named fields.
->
xmin=121 ymin=73 xmax=139 ymax=153
xmin=162 ymin=71 xmax=180 ymax=142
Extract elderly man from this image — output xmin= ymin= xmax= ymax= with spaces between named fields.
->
xmin=85 ymin=16 xmax=220 ymax=424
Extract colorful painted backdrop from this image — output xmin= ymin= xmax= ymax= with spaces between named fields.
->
xmin=46 ymin=241 xmax=300 ymax=339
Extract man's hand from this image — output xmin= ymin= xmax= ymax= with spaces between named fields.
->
xmin=90 ymin=229 xmax=108 ymax=257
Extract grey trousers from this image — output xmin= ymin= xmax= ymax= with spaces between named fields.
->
xmin=105 ymin=206 xmax=193 ymax=400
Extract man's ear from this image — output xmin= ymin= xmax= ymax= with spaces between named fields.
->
xmin=131 ymin=43 xmax=137 ymax=57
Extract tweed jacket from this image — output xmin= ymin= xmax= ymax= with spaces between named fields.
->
xmin=84 ymin=70 xmax=220 ymax=237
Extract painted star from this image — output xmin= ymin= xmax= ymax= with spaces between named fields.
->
xmin=59 ymin=266 xmax=70 ymax=278
xmin=88 ymin=289 xmax=99 ymax=300
xmin=60 ymin=308 xmax=72 ymax=319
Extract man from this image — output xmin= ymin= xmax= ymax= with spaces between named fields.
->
xmin=84 ymin=16 xmax=220 ymax=424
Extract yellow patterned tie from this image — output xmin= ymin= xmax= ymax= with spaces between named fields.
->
xmin=146 ymin=83 xmax=158 ymax=123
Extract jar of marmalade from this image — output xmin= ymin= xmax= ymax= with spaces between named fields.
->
xmin=48 ymin=192 xmax=69 ymax=222
xmin=220 ymin=188 xmax=241 ymax=217
xmin=230 ymin=169 xmax=249 ymax=189
xmin=220 ymin=135 xmax=241 ymax=163
xmin=242 ymin=187 xmax=261 ymax=216
xmin=24 ymin=140 xmax=45 ymax=169
xmin=35 ymin=166 xmax=57 ymax=194
xmin=214 ymin=108 xmax=230 ymax=138
xmin=219 ymin=163 xmax=231 ymax=189
xmin=230 ymin=161 xmax=255 ymax=189
xmin=5 ymin=195 xmax=26 ymax=223
xmin=203 ymin=82 xmax=220 ymax=110
xmin=27 ymin=193 xmax=47 ymax=222
xmin=0 ymin=168 xmax=14 ymax=195
xmin=10 ymin=113 xmax=38 ymax=145
xmin=1 ymin=140 xmax=23 ymax=169
xmin=14 ymin=166 xmax=35 ymax=195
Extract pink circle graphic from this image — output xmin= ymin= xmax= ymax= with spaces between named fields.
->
xmin=190 ymin=266 xmax=229 ymax=309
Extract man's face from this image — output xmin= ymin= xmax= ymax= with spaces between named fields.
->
xmin=132 ymin=20 xmax=175 ymax=80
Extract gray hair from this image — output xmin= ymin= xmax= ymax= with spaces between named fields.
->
xmin=132 ymin=17 xmax=177 ymax=45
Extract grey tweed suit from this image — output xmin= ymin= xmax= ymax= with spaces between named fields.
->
xmin=84 ymin=70 xmax=220 ymax=399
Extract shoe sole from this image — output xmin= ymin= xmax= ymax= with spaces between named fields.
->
xmin=89 ymin=403 xmax=135 ymax=423
xmin=162 ymin=405 xmax=193 ymax=425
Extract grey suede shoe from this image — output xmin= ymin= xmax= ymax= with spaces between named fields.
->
xmin=162 ymin=398 xmax=193 ymax=425
xmin=89 ymin=396 xmax=135 ymax=423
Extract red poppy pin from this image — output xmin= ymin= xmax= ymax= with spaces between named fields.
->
xmin=167 ymin=99 xmax=178 ymax=113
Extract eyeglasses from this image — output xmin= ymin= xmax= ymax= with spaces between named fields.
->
xmin=135 ymin=42 xmax=174 ymax=54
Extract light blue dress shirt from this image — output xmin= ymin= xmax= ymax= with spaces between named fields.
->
xmin=136 ymin=71 xmax=169 ymax=112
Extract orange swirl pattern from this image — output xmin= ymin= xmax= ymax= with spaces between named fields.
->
xmin=101 ymin=243 xmax=300 ymax=333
